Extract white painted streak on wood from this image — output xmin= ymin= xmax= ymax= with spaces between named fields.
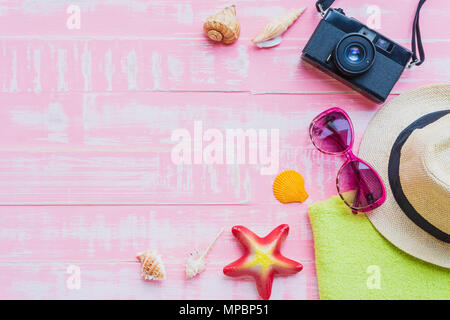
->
xmin=57 ymin=49 xmax=68 ymax=92
xmin=10 ymin=102 xmax=68 ymax=143
xmin=81 ymin=42 xmax=92 ymax=91
xmin=10 ymin=50 xmax=18 ymax=92
xmin=125 ymin=50 xmax=138 ymax=91
xmin=225 ymin=44 xmax=249 ymax=81
xmin=104 ymin=49 xmax=114 ymax=91
xmin=168 ymin=54 xmax=184 ymax=83
xmin=32 ymin=49 xmax=42 ymax=93
xmin=152 ymin=51 xmax=162 ymax=90
xmin=174 ymin=3 xmax=194 ymax=25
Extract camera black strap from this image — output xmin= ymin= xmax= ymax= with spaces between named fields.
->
xmin=315 ymin=0 xmax=427 ymax=66
xmin=315 ymin=0 xmax=335 ymax=13
xmin=411 ymin=0 xmax=426 ymax=66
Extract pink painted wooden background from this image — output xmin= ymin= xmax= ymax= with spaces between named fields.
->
xmin=0 ymin=0 xmax=449 ymax=299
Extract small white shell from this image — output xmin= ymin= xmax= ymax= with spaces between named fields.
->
xmin=256 ymin=35 xmax=283 ymax=48
xmin=186 ymin=250 xmax=206 ymax=279
xmin=185 ymin=228 xmax=224 ymax=279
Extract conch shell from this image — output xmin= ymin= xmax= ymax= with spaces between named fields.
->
xmin=204 ymin=5 xmax=240 ymax=44
xmin=252 ymin=8 xmax=306 ymax=47
xmin=273 ymin=170 xmax=309 ymax=204
xmin=137 ymin=250 xmax=166 ymax=280
xmin=186 ymin=228 xmax=224 ymax=279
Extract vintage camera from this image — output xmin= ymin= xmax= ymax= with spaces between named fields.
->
xmin=302 ymin=8 xmax=413 ymax=103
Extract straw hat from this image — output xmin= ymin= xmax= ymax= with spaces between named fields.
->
xmin=359 ymin=84 xmax=450 ymax=268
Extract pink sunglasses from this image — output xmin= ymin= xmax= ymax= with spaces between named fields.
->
xmin=309 ymin=107 xmax=386 ymax=213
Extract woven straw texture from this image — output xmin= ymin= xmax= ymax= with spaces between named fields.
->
xmin=359 ymin=84 xmax=450 ymax=268
xmin=400 ymin=116 xmax=450 ymax=234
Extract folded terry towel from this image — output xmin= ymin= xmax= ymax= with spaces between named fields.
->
xmin=309 ymin=196 xmax=450 ymax=300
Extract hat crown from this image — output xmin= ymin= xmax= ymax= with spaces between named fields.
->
xmin=423 ymin=131 xmax=450 ymax=189
xmin=358 ymin=84 xmax=450 ymax=268
xmin=400 ymin=115 xmax=450 ymax=236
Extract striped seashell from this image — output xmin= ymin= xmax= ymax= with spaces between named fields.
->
xmin=204 ymin=5 xmax=240 ymax=44
xmin=137 ymin=250 xmax=166 ymax=280
xmin=273 ymin=170 xmax=309 ymax=204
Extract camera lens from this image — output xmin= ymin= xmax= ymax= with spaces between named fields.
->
xmin=345 ymin=45 xmax=365 ymax=63
xmin=334 ymin=34 xmax=376 ymax=76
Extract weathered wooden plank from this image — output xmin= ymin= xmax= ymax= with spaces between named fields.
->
xmin=0 ymin=38 xmax=449 ymax=94
xmin=1 ymin=0 xmax=447 ymax=300
xmin=0 ymin=203 xmax=317 ymax=300
xmin=0 ymin=260 xmax=318 ymax=300
xmin=0 ymin=92 xmax=377 ymax=204
xmin=0 ymin=0 xmax=445 ymax=41
xmin=0 ymin=205 xmax=314 ymax=262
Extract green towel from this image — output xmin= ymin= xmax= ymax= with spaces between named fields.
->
xmin=309 ymin=196 xmax=450 ymax=300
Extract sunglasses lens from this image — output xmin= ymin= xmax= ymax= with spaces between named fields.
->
xmin=310 ymin=110 xmax=352 ymax=153
xmin=337 ymin=160 xmax=384 ymax=211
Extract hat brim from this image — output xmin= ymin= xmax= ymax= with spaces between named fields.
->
xmin=359 ymin=84 xmax=450 ymax=268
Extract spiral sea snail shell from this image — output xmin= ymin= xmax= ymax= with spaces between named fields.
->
xmin=252 ymin=8 xmax=306 ymax=48
xmin=203 ymin=5 xmax=240 ymax=44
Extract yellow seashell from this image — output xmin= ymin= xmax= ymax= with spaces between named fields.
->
xmin=204 ymin=5 xmax=240 ymax=44
xmin=252 ymin=8 xmax=306 ymax=45
xmin=137 ymin=250 xmax=166 ymax=280
xmin=273 ymin=170 xmax=309 ymax=204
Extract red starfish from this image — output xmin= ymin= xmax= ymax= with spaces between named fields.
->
xmin=223 ymin=224 xmax=303 ymax=300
